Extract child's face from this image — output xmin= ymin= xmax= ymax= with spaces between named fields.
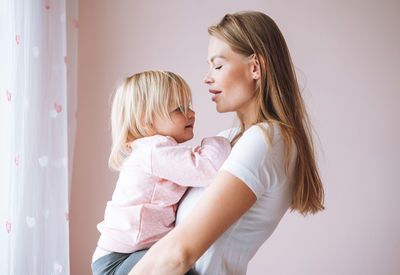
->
xmin=152 ymin=106 xmax=195 ymax=143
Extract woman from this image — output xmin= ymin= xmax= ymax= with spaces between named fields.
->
xmin=129 ymin=11 xmax=324 ymax=275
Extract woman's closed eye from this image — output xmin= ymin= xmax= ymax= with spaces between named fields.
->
xmin=214 ymin=65 xmax=222 ymax=70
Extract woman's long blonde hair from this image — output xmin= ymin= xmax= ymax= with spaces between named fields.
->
xmin=209 ymin=11 xmax=324 ymax=215
xmin=109 ymin=70 xmax=192 ymax=170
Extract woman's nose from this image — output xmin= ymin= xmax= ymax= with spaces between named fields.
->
xmin=203 ymin=71 xmax=213 ymax=84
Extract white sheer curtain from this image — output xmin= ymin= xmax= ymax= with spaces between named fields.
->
xmin=0 ymin=0 xmax=78 ymax=274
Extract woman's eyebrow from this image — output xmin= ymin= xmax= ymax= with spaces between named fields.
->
xmin=207 ymin=55 xmax=226 ymax=64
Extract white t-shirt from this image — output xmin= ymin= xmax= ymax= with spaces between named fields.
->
xmin=176 ymin=123 xmax=297 ymax=275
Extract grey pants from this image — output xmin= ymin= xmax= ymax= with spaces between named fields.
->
xmin=91 ymin=249 xmax=197 ymax=275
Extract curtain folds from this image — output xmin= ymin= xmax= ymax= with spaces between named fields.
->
xmin=0 ymin=0 xmax=78 ymax=274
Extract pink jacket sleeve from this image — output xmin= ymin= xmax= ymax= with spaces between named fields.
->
xmin=150 ymin=136 xmax=231 ymax=187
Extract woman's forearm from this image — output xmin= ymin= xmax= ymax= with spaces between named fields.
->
xmin=129 ymin=227 xmax=194 ymax=275
xmin=129 ymin=171 xmax=257 ymax=274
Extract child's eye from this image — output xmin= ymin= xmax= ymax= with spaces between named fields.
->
xmin=174 ymin=107 xmax=184 ymax=112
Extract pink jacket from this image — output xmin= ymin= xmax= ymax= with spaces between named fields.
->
xmin=96 ymin=135 xmax=231 ymax=253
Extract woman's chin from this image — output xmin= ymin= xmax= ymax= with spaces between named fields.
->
xmin=216 ymin=105 xmax=230 ymax=113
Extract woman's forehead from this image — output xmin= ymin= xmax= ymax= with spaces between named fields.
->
xmin=207 ymin=37 xmax=230 ymax=59
xmin=207 ymin=37 xmax=249 ymax=64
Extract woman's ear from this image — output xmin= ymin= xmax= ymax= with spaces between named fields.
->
xmin=251 ymin=54 xmax=264 ymax=80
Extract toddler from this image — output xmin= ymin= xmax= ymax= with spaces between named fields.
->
xmin=91 ymin=70 xmax=231 ymax=275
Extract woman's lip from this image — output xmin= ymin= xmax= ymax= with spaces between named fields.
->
xmin=209 ymin=90 xmax=221 ymax=101
xmin=211 ymin=93 xmax=221 ymax=102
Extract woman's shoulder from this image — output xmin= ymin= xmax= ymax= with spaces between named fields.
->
xmin=232 ymin=123 xmax=281 ymax=144
xmin=246 ymin=122 xmax=280 ymax=137
xmin=216 ymin=123 xmax=284 ymax=153
xmin=217 ymin=127 xmax=240 ymax=141
xmin=218 ymin=122 xmax=278 ymax=135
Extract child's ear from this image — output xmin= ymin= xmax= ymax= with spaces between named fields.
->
xmin=139 ymin=121 xmax=155 ymax=136
xmin=145 ymin=124 xmax=155 ymax=135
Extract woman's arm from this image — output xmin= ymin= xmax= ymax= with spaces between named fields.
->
xmin=129 ymin=170 xmax=257 ymax=275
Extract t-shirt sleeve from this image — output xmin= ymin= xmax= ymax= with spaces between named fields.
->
xmin=151 ymin=136 xmax=231 ymax=187
xmin=220 ymin=125 xmax=270 ymax=199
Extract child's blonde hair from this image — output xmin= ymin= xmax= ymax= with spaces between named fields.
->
xmin=109 ymin=70 xmax=192 ymax=170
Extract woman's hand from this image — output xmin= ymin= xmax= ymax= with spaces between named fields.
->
xmin=129 ymin=170 xmax=257 ymax=275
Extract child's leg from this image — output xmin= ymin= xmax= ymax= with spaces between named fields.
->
xmin=185 ymin=268 xmax=199 ymax=275
xmin=114 ymin=249 xmax=147 ymax=275
xmin=91 ymin=251 xmax=133 ymax=275
xmin=115 ymin=249 xmax=198 ymax=275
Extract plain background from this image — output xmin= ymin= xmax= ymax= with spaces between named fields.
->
xmin=70 ymin=1 xmax=400 ymax=274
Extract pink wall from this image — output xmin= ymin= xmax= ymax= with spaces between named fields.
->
xmin=70 ymin=1 xmax=400 ymax=274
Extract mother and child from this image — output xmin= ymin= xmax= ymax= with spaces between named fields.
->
xmin=92 ymin=11 xmax=325 ymax=275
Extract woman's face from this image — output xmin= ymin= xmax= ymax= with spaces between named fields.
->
xmin=204 ymin=37 xmax=258 ymax=115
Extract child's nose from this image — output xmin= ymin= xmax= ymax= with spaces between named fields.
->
xmin=188 ymin=108 xmax=195 ymax=119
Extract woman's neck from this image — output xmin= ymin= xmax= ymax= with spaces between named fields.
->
xmin=236 ymin=99 xmax=258 ymax=131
